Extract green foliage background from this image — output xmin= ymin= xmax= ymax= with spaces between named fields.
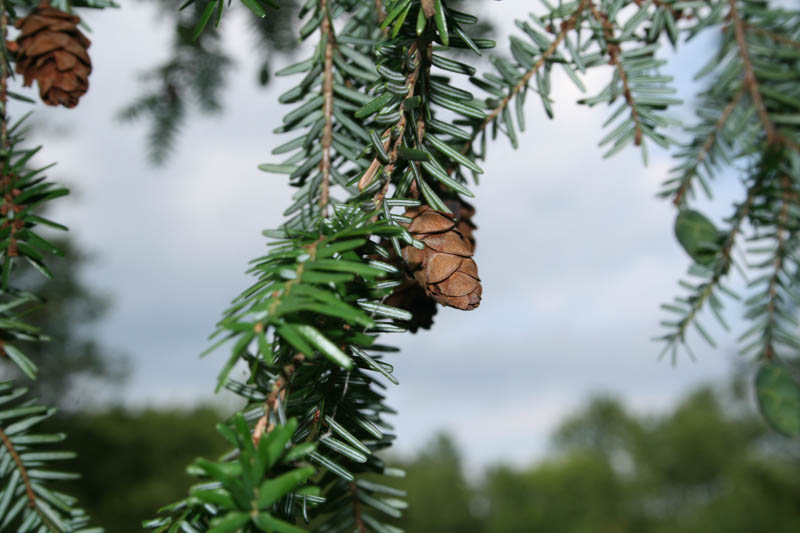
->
xmin=52 ymin=381 xmax=800 ymax=533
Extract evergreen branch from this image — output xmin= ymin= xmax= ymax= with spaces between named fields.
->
xmin=762 ymin=176 xmax=791 ymax=360
xmin=359 ymin=42 xmax=420 ymax=193
xmin=590 ymin=2 xmax=643 ymax=146
xmin=350 ymin=481 xmax=367 ymax=533
xmin=375 ymin=0 xmax=385 ymax=26
xmin=729 ymin=0 xmax=778 ymax=145
xmin=0 ymin=423 xmax=36 ymax=508
xmin=0 ymin=4 xmax=8 ymax=152
xmin=658 ymin=184 xmax=757 ymax=355
xmin=671 ymin=85 xmax=745 ymax=207
xmin=744 ymin=22 xmax=800 ymax=49
xmin=461 ymin=0 xmax=589 ymax=157
xmin=0 ymin=383 xmax=99 ymax=532
xmin=320 ymin=0 xmax=335 ymax=216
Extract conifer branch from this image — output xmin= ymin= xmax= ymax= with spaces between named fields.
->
xmin=590 ymin=2 xmax=643 ymax=146
xmin=744 ymin=22 xmax=800 ymax=49
xmin=659 ymin=184 xmax=757 ymax=353
xmin=461 ymin=0 xmax=589 ymax=158
xmin=729 ymin=0 xmax=776 ymax=145
xmin=359 ymin=42 xmax=420 ymax=194
xmin=375 ymin=0 xmax=385 ymax=25
xmin=320 ymin=0 xmax=335 ymax=216
xmin=672 ymin=86 xmax=745 ymax=207
xmin=350 ymin=481 xmax=367 ymax=533
xmin=0 ymin=425 xmax=36 ymax=508
xmin=0 ymin=2 xmax=8 ymax=152
xmin=762 ymin=184 xmax=789 ymax=361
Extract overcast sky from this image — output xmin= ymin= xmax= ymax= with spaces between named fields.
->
xmin=8 ymin=1 xmax=752 ymax=470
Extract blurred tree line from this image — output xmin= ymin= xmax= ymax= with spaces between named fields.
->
xmin=35 ymin=380 xmax=798 ymax=532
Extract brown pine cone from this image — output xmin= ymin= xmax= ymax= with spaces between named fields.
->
xmin=384 ymin=277 xmax=438 ymax=332
xmin=401 ymin=206 xmax=482 ymax=311
xmin=14 ymin=4 xmax=92 ymax=108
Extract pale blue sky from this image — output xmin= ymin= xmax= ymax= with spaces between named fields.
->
xmin=9 ymin=1 xmax=751 ymax=470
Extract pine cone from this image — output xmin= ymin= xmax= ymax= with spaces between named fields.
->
xmin=384 ymin=277 xmax=438 ymax=332
xmin=14 ymin=4 xmax=92 ymax=108
xmin=401 ymin=206 xmax=482 ymax=311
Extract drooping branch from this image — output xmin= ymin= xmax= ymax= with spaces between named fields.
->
xmin=358 ymin=42 xmax=421 ymax=194
xmin=662 ymin=185 xmax=758 ymax=351
xmin=0 ymin=425 xmax=36 ymax=508
xmin=461 ymin=0 xmax=589 ymax=157
xmin=590 ymin=2 xmax=643 ymax=146
xmin=0 ymin=7 xmax=7 ymax=153
xmin=744 ymin=22 xmax=800 ymax=49
xmin=761 ymin=175 xmax=796 ymax=361
xmin=672 ymin=86 xmax=745 ymax=206
xmin=320 ymin=0 xmax=335 ymax=216
xmin=729 ymin=0 xmax=777 ymax=144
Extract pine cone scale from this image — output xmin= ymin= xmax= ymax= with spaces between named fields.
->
xmin=421 ymin=232 xmax=473 ymax=256
xmin=425 ymin=253 xmax=462 ymax=283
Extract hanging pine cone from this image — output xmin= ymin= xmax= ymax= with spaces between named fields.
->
xmin=14 ymin=3 xmax=92 ymax=108
xmin=401 ymin=206 xmax=482 ymax=311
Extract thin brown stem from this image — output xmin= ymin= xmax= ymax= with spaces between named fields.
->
xmin=358 ymin=43 xmax=421 ymax=196
xmin=728 ymin=0 xmax=777 ymax=144
xmin=670 ymin=185 xmax=757 ymax=346
xmin=763 ymin=175 xmax=794 ymax=360
xmin=319 ymin=0 xmax=335 ymax=216
xmin=744 ymin=22 xmax=800 ymax=49
xmin=729 ymin=0 xmax=776 ymax=144
xmin=351 ymin=481 xmax=367 ymax=533
xmin=461 ymin=0 xmax=589 ymax=157
xmin=373 ymin=42 xmax=428 ymax=208
xmin=0 ymin=425 xmax=36 ymax=508
xmin=1 ymin=2 xmax=9 ymax=154
xmin=672 ymin=86 xmax=745 ymax=206
xmin=728 ymin=1 xmax=800 ymax=152
xmin=375 ymin=0 xmax=385 ymax=25
xmin=590 ymin=2 xmax=643 ymax=146
xmin=252 ymin=361 xmax=298 ymax=446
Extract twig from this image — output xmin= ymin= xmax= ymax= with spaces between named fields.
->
xmin=666 ymin=185 xmax=757 ymax=347
xmin=728 ymin=0 xmax=800 ymax=152
xmin=672 ymin=86 xmax=745 ymax=206
xmin=461 ymin=0 xmax=589 ymax=157
xmin=350 ymin=481 xmax=367 ymax=533
xmin=590 ymin=2 xmax=643 ymax=146
xmin=744 ymin=22 xmax=800 ymax=49
xmin=729 ymin=0 xmax=777 ymax=144
xmin=375 ymin=0 xmax=385 ymax=25
xmin=373 ymin=42 xmax=429 ymax=208
xmin=0 ymin=3 xmax=21 ymax=260
xmin=0 ymin=3 xmax=8 ymax=153
xmin=763 ymin=175 xmax=794 ymax=361
xmin=252 ymin=361 xmax=297 ymax=445
xmin=0 ymin=425 xmax=36 ymax=508
xmin=319 ymin=0 xmax=335 ymax=216
xmin=358 ymin=42 xmax=421 ymax=195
